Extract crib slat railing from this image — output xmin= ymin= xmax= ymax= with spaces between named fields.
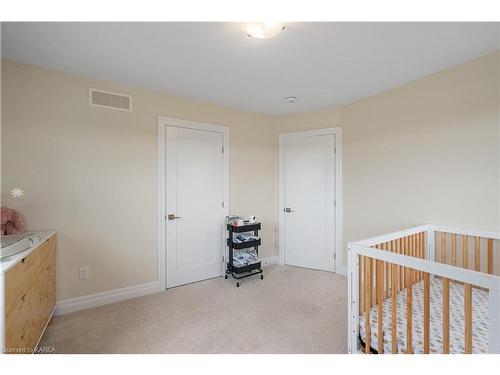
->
xmin=417 ymin=233 xmax=423 ymax=280
xmin=359 ymin=255 xmax=363 ymax=315
xmin=397 ymin=238 xmax=403 ymax=291
xmin=462 ymin=235 xmax=468 ymax=269
xmin=371 ymin=252 xmax=375 ymax=309
xmin=388 ymin=240 xmax=395 ymax=296
xmin=391 ymin=263 xmax=398 ymax=354
xmin=441 ymin=232 xmax=447 ymax=264
xmin=349 ymin=226 xmax=500 ymax=355
xmin=464 ymin=283 xmax=473 ymax=354
xmin=406 ymin=268 xmax=414 ymax=354
xmin=421 ymin=233 xmax=425 ymax=276
xmin=414 ymin=234 xmax=419 ymax=280
xmin=443 ymin=277 xmax=450 ymax=354
xmin=403 ymin=237 xmax=408 ymax=289
xmin=383 ymin=243 xmax=390 ymax=298
xmin=364 ymin=234 xmax=423 ymax=354
xmin=412 ymin=235 xmax=416 ymax=274
xmin=364 ymin=256 xmax=372 ymax=354
xmin=370 ymin=232 xmax=427 ymax=298
xmin=357 ymin=253 xmax=488 ymax=354
xmin=376 ymin=260 xmax=384 ymax=354
xmin=488 ymin=239 xmax=493 ymax=275
xmin=436 ymin=231 xmax=497 ymax=277
xmin=451 ymin=233 xmax=457 ymax=266
xmin=475 ymin=236 xmax=481 ymax=272
xmin=423 ymin=272 xmax=430 ymax=354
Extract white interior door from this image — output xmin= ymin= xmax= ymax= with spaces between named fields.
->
xmin=282 ymin=133 xmax=335 ymax=272
xmin=166 ymin=126 xmax=224 ymax=287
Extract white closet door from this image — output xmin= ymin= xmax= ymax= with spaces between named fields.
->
xmin=283 ymin=134 xmax=335 ymax=272
xmin=166 ymin=126 xmax=224 ymax=287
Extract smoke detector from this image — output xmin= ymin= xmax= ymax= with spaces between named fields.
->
xmin=285 ymin=96 xmax=297 ymax=104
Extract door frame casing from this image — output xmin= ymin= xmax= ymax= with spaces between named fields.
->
xmin=278 ymin=127 xmax=343 ymax=274
xmin=157 ymin=116 xmax=230 ymax=290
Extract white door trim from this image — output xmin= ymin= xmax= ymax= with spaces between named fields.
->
xmin=278 ymin=127 xmax=342 ymax=273
xmin=157 ymin=116 xmax=229 ymax=290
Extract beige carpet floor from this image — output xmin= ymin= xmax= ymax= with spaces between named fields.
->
xmin=39 ymin=265 xmax=348 ymax=353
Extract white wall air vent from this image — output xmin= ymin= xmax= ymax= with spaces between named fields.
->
xmin=89 ymin=88 xmax=132 ymax=111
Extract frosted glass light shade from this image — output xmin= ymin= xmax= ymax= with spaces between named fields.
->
xmin=245 ymin=23 xmax=285 ymax=39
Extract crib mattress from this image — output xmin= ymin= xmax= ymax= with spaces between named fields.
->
xmin=358 ymin=277 xmax=489 ymax=353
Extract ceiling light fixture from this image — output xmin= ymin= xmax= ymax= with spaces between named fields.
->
xmin=285 ymin=96 xmax=297 ymax=104
xmin=246 ymin=22 xmax=286 ymax=39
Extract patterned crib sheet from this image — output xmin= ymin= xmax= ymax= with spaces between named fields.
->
xmin=359 ymin=277 xmax=489 ymax=353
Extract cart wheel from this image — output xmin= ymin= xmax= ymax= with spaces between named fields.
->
xmin=261 ymin=275 xmax=264 ymax=280
xmin=236 ymin=282 xmax=240 ymax=287
xmin=225 ymin=274 xmax=228 ymax=279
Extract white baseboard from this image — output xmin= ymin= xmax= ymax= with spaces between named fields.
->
xmin=260 ymin=256 xmax=279 ymax=266
xmin=55 ymin=281 xmax=161 ymax=316
xmin=335 ymin=265 xmax=347 ymax=276
xmin=261 ymin=256 xmax=345 ymax=275
xmin=54 ymin=259 xmax=339 ymax=316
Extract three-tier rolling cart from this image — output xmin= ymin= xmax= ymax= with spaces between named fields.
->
xmin=225 ymin=222 xmax=263 ymax=287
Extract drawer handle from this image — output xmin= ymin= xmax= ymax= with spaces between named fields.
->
xmin=21 ymin=258 xmax=26 ymax=264
xmin=21 ymin=334 xmax=25 ymax=340
xmin=21 ymin=294 xmax=26 ymax=302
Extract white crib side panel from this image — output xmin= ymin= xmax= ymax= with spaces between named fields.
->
xmin=347 ymin=244 xmax=360 ymax=353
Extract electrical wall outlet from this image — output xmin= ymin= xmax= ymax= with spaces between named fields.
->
xmin=79 ymin=266 xmax=90 ymax=280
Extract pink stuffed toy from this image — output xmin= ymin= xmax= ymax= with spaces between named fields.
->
xmin=0 ymin=207 xmax=25 ymax=235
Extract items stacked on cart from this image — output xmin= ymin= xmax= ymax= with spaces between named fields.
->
xmin=225 ymin=216 xmax=264 ymax=287
xmin=232 ymin=233 xmax=259 ymax=244
xmin=233 ymin=249 xmax=259 ymax=267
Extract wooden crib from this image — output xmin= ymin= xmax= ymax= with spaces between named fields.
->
xmin=347 ymin=225 xmax=500 ymax=354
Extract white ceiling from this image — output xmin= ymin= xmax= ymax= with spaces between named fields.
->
xmin=2 ymin=22 xmax=499 ymax=115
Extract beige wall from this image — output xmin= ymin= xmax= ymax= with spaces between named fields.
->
xmin=273 ymin=51 xmax=500 ymax=266
xmin=1 ymin=61 xmax=278 ymax=300
xmin=2 ymin=51 xmax=498 ymax=300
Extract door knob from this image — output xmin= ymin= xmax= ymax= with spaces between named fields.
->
xmin=284 ymin=208 xmax=295 ymax=213
xmin=168 ymin=214 xmax=182 ymax=220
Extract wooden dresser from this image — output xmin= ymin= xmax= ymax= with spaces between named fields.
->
xmin=1 ymin=232 xmax=57 ymax=354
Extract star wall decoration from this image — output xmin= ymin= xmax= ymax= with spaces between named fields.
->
xmin=10 ymin=187 xmax=24 ymax=198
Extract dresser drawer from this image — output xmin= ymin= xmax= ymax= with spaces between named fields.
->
xmin=5 ymin=238 xmax=50 ymax=315
xmin=5 ymin=277 xmax=46 ymax=353
xmin=4 ymin=234 xmax=57 ymax=354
